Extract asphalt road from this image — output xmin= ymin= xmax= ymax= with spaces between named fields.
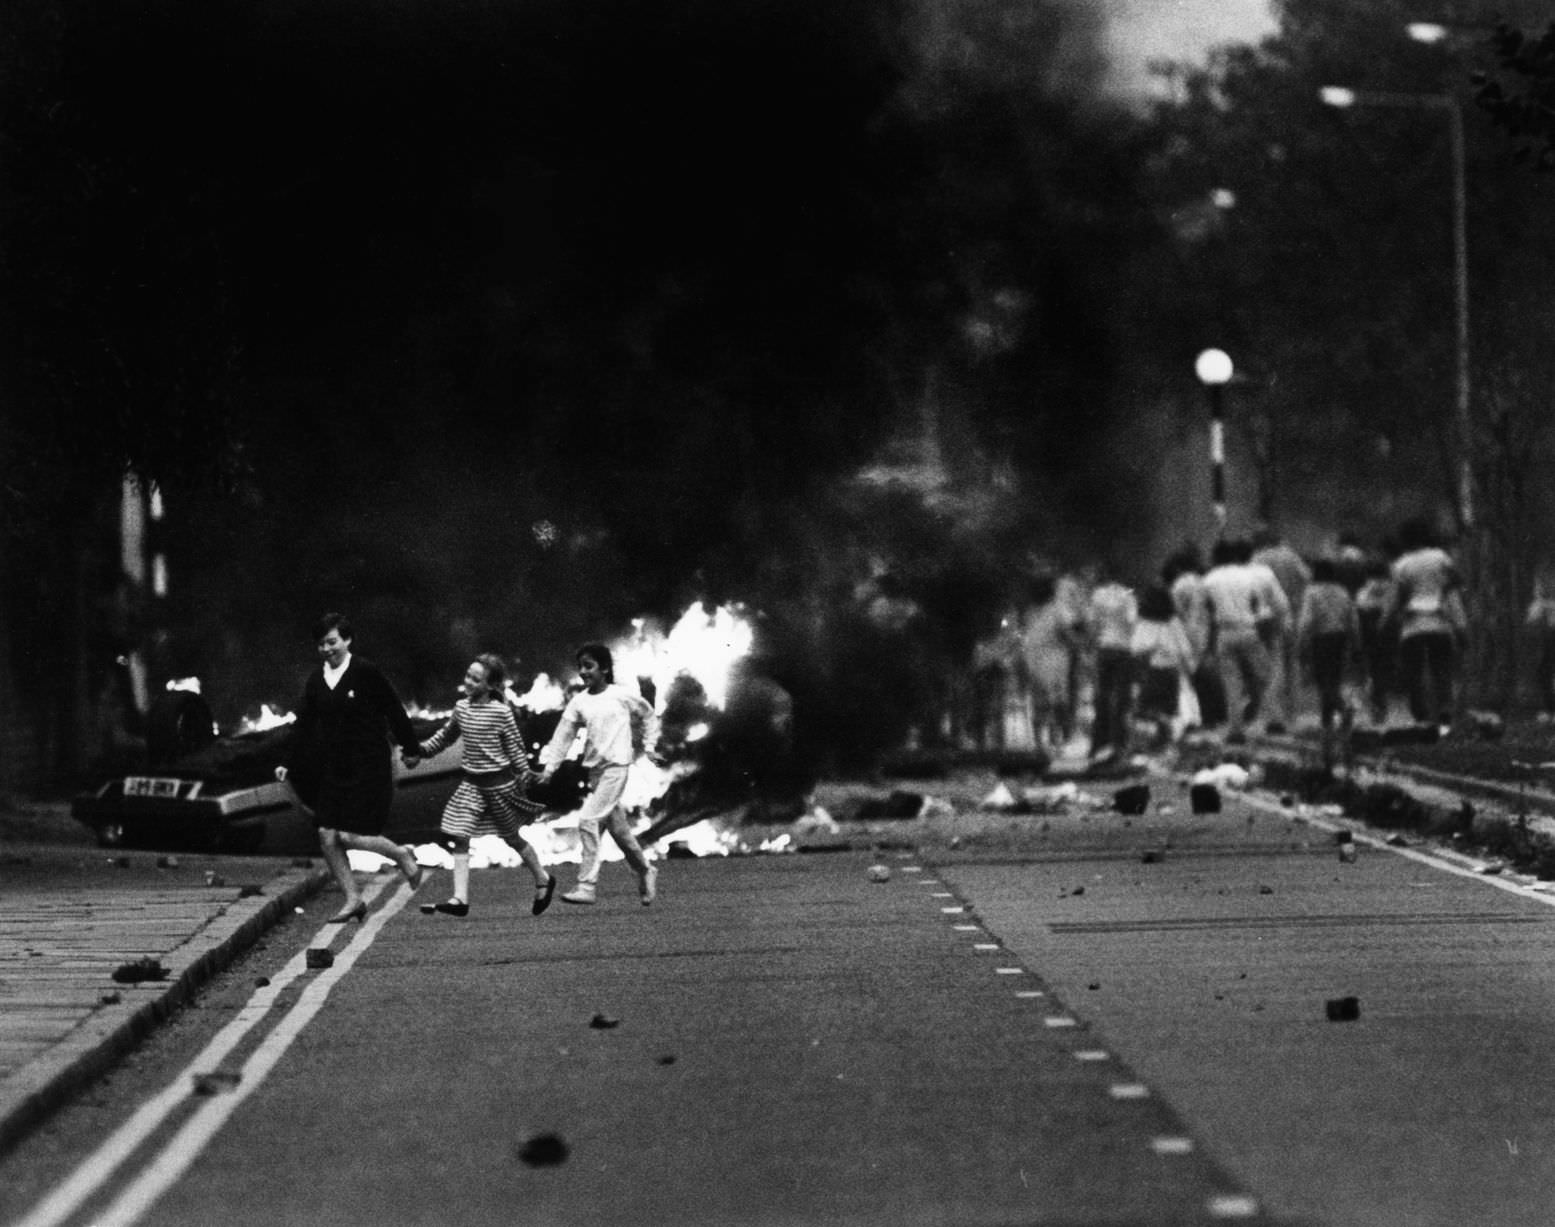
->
xmin=933 ymin=781 xmax=1555 ymax=1227
xmin=6 ymin=770 xmax=1555 ymax=1227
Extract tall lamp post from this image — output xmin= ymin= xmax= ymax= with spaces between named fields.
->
xmin=1195 ymin=347 xmax=1234 ymax=535
xmin=1319 ymin=84 xmax=1472 ymax=532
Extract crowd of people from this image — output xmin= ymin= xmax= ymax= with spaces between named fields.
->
xmin=972 ymin=516 xmax=1472 ymax=763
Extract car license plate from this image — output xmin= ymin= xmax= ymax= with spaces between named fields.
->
xmin=123 ymin=776 xmax=185 ymax=799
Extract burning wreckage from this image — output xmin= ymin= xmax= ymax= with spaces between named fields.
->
xmin=69 ymin=686 xmax=592 ymax=853
xmin=72 ymin=603 xmax=809 ymax=857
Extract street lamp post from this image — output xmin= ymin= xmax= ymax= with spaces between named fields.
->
xmin=1319 ymin=84 xmax=1472 ymax=531
xmin=1195 ymin=348 xmax=1234 ymax=535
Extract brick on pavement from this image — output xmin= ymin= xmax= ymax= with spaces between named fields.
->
xmin=0 ymin=846 xmax=328 ymax=1155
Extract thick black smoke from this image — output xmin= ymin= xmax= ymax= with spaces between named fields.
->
xmin=2 ymin=0 xmax=1157 ymax=776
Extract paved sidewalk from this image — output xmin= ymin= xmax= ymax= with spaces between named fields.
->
xmin=0 ymin=840 xmax=327 ymax=1154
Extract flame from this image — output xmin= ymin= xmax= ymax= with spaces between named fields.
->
xmin=612 ymin=601 xmax=755 ymax=712
xmin=510 ymin=672 xmax=567 ymax=712
xmin=236 ymin=703 xmax=296 ymax=734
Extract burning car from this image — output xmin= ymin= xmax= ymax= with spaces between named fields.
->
xmin=71 ymin=690 xmax=587 ymax=853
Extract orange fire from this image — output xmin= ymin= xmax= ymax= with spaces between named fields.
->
xmin=611 ymin=601 xmax=755 ymax=712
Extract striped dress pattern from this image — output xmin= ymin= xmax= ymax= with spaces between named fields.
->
xmin=420 ymin=698 xmax=546 ymax=840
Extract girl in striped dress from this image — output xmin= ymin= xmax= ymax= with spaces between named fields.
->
xmin=410 ymin=654 xmax=557 ymax=918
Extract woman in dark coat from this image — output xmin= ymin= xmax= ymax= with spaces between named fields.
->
xmin=276 ymin=613 xmax=425 ymax=922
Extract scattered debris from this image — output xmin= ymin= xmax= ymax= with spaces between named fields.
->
xmin=866 ymin=863 xmax=891 ymax=883
xmin=1113 ymin=784 xmax=1150 ymax=816
xmin=204 ymin=872 xmax=226 ymax=888
xmin=192 ymin=1070 xmax=242 ymax=1095
xmin=920 ymin=795 xmax=956 ymax=820
xmin=1193 ymin=763 xmax=1250 ymax=791
xmin=589 ymin=1013 xmax=621 ymax=1029
xmin=1325 ymin=996 xmax=1361 ymax=1022
xmin=1140 ymin=850 xmax=1165 ymax=864
xmin=111 ymin=957 xmax=168 ymax=984
xmin=156 ymin=855 xmax=180 ymax=869
xmin=978 ymin=783 xmax=1020 ymax=812
xmin=517 ymin=1133 xmax=570 ymax=1167
xmin=238 ymin=884 xmax=263 ymax=898
xmin=1071 ymin=885 xmax=1086 ymax=896
xmin=1023 ymin=782 xmax=1079 ymax=813
xmin=305 ymin=948 xmax=334 ymax=969
xmin=100 ymin=991 xmax=121 ymax=1005
xmin=657 ymin=1054 xmax=677 ymax=1066
xmin=1467 ymin=710 xmax=1505 ymax=741
xmin=794 ymin=807 xmax=841 ymax=837
xmin=255 ymin=976 xmax=271 ymax=988
xmin=1189 ymin=784 xmax=1222 ymax=814
xmin=857 ymin=790 xmax=927 ymax=820
xmin=666 ymin=841 xmax=697 ymax=859
xmin=1336 ymin=831 xmax=1358 ymax=864
xmin=291 ymin=858 xmax=313 ymax=869
xmin=1258 ymin=885 xmax=1274 ymax=895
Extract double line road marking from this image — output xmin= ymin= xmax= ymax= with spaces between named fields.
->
xmin=17 ymin=879 xmax=413 ymax=1227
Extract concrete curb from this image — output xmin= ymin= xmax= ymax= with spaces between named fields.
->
xmin=0 ymin=866 xmax=329 ymax=1157
xmin=1247 ymin=737 xmax=1555 ymax=863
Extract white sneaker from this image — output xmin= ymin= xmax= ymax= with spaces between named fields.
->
xmin=638 ymin=864 xmax=658 ymax=906
xmin=560 ymin=884 xmax=597 ymax=905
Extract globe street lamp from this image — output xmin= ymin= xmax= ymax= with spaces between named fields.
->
xmin=1319 ymin=84 xmax=1472 ymax=531
xmin=1195 ymin=347 xmax=1234 ymax=534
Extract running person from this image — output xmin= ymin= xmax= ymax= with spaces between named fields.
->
xmin=412 ymin=654 xmax=556 ymax=917
xmin=539 ymin=643 xmax=659 ymax=906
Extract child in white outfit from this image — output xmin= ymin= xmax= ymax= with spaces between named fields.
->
xmin=539 ymin=642 xmax=660 ymax=906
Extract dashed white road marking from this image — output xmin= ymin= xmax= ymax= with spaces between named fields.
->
xmin=1044 ymin=1016 xmax=1077 ymax=1028
xmin=1109 ymin=1083 xmax=1150 ymax=1099
xmin=1014 ymin=989 xmax=1045 ymax=998
xmin=994 ymin=966 xmax=1024 ymax=975
xmin=1151 ymin=1136 xmax=1194 ymax=1155
xmin=973 ymin=942 xmax=1000 ymax=951
xmin=940 ymin=906 xmax=965 ymax=913
xmin=952 ymin=924 xmax=980 ymax=931
xmin=1074 ymin=1049 xmax=1109 ymax=1061
xmin=1207 ymin=1193 xmax=1261 ymax=1218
